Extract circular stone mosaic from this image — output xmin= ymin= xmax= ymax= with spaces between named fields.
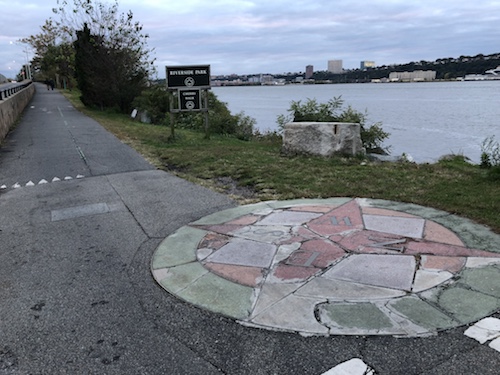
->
xmin=152 ymin=198 xmax=500 ymax=337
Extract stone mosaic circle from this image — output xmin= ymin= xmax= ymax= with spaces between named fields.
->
xmin=152 ymin=198 xmax=500 ymax=337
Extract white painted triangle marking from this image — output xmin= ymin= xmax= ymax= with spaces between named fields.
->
xmin=52 ymin=177 xmax=61 ymax=182
xmin=64 ymin=176 xmax=73 ymax=181
xmin=322 ymin=358 xmax=375 ymax=375
xmin=0 ymin=185 xmax=7 ymax=189
xmin=76 ymin=174 xmax=85 ymax=179
xmin=12 ymin=183 xmax=21 ymax=188
xmin=26 ymin=181 xmax=35 ymax=187
xmin=39 ymin=179 xmax=48 ymax=184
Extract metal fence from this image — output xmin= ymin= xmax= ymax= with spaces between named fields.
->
xmin=0 ymin=81 xmax=33 ymax=101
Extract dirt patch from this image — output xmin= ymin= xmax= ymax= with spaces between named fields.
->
xmin=214 ymin=176 xmax=258 ymax=203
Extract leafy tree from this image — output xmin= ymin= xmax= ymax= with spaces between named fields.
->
xmin=53 ymin=0 xmax=154 ymax=112
xmin=20 ymin=19 xmax=73 ymax=84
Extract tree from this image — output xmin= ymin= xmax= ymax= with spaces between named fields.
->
xmin=20 ymin=19 xmax=72 ymax=83
xmin=54 ymin=0 xmax=155 ymax=112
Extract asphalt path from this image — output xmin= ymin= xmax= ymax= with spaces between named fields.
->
xmin=0 ymin=84 xmax=499 ymax=374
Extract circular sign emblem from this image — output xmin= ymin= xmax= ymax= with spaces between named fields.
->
xmin=184 ymin=77 xmax=195 ymax=87
xmin=185 ymin=101 xmax=195 ymax=110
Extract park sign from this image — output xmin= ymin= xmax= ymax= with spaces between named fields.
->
xmin=166 ymin=65 xmax=211 ymax=89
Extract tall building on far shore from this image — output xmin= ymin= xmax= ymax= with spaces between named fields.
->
xmin=361 ymin=61 xmax=375 ymax=69
xmin=305 ymin=65 xmax=314 ymax=79
xmin=327 ymin=60 xmax=343 ymax=74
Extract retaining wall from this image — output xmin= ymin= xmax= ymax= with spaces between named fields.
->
xmin=0 ymin=82 xmax=35 ymax=142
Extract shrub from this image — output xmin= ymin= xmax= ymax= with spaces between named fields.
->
xmin=132 ymin=86 xmax=256 ymax=139
xmin=276 ymin=96 xmax=390 ymax=154
xmin=480 ymin=135 xmax=500 ymax=180
xmin=480 ymin=136 xmax=500 ymax=168
xmin=132 ymin=85 xmax=170 ymax=124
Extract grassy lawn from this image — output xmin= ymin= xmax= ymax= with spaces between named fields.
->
xmin=62 ymin=89 xmax=500 ymax=233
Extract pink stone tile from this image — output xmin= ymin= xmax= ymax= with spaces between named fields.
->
xmin=198 ymin=233 xmax=230 ymax=250
xmin=423 ymin=220 xmax=464 ymax=246
xmin=339 ymin=230 xmax=408 ymax=254
xmin=405 ymin=241 xmax=500 ymax=258
xmin=361 ymin=207 xmax=418 ymax=218
xmin=329 ymin=234 xmax=345 ymax=243
xmin=272 ymin=264 xmax=320 ymax=281
xmin=226 ymin=214 xmax=260 ymax=226
xmin=294 ymin=239 xmax=346 ymax=268
xmin=204 ymin=262 xmax=264 ymax=287
xmin=295 ymin=226 xmax=321 ymax=239
xmin=307 ymin=200 xmax=364 ymax=236
xmin=420 ymin=255 xmax=466 ymax=274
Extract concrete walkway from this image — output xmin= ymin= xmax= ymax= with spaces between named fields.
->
xmin=152 ymin=197 xmax=500 ymax=337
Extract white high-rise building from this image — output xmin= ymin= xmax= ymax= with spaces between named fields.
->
xmin=327 ymin=60 xmax=343 ymax=74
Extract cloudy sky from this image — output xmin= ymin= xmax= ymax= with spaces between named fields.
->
xmin=1 ymin=0 xmax=500 ymax=79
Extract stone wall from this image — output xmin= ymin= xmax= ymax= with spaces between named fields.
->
xmin=0 ymin=82 xmax=35 ymax=142
xmin=282 ymin=122 xmax=365 ymax=157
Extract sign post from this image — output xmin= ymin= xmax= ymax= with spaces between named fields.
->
xmin=166 ymin=65 xmax=211 ymax=138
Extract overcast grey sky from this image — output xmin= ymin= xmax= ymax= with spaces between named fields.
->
xmin=1 ymin=0 xmax=500 ymax=79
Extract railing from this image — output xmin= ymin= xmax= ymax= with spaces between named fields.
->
xmin=0 ymin=81 xmax=33 ymax=100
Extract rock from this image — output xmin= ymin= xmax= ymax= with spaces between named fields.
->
xmin=282 ymin=122 xmax=365 ymax=157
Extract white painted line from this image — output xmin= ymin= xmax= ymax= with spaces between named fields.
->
xmin=321 ymin=358 xmax=375 ymax=375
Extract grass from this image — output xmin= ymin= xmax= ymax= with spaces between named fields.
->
xmin=61 ymin=89 xmax=500 ymax=233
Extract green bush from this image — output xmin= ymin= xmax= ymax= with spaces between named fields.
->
xmin=132 ymin=86 xmax=256 ymax=140
xmin=481 ymin=136 xmax=500 ymax=167
xmin=480 ymin=135 xmax=500 ymax=180
xmin=276 ymin=96 xmax=390 ymax=154
xmin=132 ymin=85 xmax=171 ymax=124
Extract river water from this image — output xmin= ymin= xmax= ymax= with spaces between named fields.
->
xmin=213 ymin=81 xmax=500 ymax=163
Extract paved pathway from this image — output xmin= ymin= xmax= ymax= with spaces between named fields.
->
xmin=152 ymin=197 xmax=500 ymax=338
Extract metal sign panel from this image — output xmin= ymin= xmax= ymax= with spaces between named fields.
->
xmin=166 ymin=65 xmax=211 ymax=89
xmin=178 ymin=89 xmax=201 ymax=111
